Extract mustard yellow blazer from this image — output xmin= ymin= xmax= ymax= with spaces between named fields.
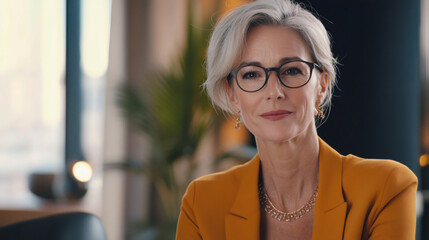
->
xmin=176 ymin=138 xmax=417 ymax=240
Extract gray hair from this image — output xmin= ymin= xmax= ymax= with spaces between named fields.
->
xmin=203 ymin=0 xmax=337 ymax=114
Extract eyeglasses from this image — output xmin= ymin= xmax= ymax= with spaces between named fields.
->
xmin=227 ymin=60 xmax=323 ymax=92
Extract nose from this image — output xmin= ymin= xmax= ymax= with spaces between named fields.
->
xmin=265 ymin=71 xmax=285 ymax=101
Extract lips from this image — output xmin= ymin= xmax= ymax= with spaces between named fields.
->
xmin=260 ymin=110 xmax=291 ymax=121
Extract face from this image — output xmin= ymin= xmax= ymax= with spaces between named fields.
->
xmin=228 ymin=25 xmax=328 ymax=143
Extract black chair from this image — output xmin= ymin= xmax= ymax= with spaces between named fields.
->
xmin=0 ymin=212 xmax=106 ymax=240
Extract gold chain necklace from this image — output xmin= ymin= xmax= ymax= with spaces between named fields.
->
xmin=258 ymin=183 xmax=318 ymax=221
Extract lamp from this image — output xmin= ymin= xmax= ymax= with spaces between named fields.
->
xmin=28 ymin=159 xmax=93 ymax=200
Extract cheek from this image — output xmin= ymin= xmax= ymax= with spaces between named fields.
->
xmin=237 ymin=95 xmax=257 ymax=117
xmin=232 ymin=85 xmax=256 ymax=111
xmin=307 ymin=77 xmax=321 ymax=103
xmin=294 ymin=85 xmax=318 ymax=117
xmin=233 ymin=93 xmax=261 ymax=126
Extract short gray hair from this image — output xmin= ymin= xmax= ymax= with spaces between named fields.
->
xmin=203 ymin=0 xmax=337 ymax=114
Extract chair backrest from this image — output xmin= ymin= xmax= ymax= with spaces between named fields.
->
xmin=0 ymin=212 xmax=106 ymax=240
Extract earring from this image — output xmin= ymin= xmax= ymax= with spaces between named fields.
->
xmin=235 ymin=111 xmax=241 ymax=130
xmin=314 ymin=107 xmax=325 ymax=119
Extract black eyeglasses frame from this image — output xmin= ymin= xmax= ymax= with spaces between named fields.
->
xmin=227 ymin=60 xmax=323 ymax=93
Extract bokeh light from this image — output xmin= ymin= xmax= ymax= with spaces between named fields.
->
xmin=72 ymin=161 xmax=93 ymax=182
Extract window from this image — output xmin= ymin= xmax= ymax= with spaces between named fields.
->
xmin=0 ymin=0 xmax=111 ymax=211
xmin=0 ymin=0 xmax=65 ymax=206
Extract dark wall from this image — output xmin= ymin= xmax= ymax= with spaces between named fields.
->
xmin=296 ymin=0 xmax=420 ymax=175
xmin=297 ymin=0 xmax=421 ymax=237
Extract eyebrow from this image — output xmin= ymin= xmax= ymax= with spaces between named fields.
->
xmin=237 ymin=56 xmax=304 ymax=68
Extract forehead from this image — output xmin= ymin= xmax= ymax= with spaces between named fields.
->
xmin=240 ymin=25 xmax=312 ymax=66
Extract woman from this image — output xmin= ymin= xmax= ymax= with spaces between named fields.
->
xmin=176 ymin=0 xmax=417 ymax=239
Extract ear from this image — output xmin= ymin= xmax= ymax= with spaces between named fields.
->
xmin=225 ymin=80 xmax=240 ymax=112
xmin=317 ymin=71 xmax=329 ymax=105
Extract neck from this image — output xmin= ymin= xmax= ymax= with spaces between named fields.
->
xmin=256 ymin=125 xmax=319 ymax=212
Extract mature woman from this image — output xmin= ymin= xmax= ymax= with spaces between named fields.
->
xmin=176 ymin=0 xmax=417 ymax=239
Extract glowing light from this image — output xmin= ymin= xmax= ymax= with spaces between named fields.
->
xmin=72 ymin=161 xmax=93 ymax=182
xmin=419 ymin=154 xmax=429 ymax=167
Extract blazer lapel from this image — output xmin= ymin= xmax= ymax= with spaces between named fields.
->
xmin=312 ymin=138 xmax=347 ymax=240
xmin=225 ymin=156 xmax=260 ymax=240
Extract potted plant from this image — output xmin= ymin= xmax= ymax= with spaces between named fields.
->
xmin=115 ymin=1 xmax=221 ymax=239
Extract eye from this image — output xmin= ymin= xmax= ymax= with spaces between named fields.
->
xmin=238 ymin=66 xmax=265 ymax=80
xmin=282 ymin=67 xmax=302 ymax=76
xmin=242 ymin=71 xmax=260 ymax=79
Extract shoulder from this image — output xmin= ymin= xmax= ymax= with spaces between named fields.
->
xmin=342 ymin=154 xmax=417 ymax=186
xmin=191 ymin=157 xmax=255 ymax=188
xmin=341 ymin=154 xmax=417 ymax=203
xmin=339 ymin=155 xmax=418 ymax=238
xmin=182 ymin=157 xmax=258 ymax=206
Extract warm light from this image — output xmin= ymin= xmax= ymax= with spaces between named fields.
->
xmin=41 ymin=0 xmax=65 ymax=127
xmin=222 ymin=0 xmax=251 ymax=13
xmin=218 ymin=117 xmax=250 ymax=153
xmin=419 ymin=154 xmax=429 ymax=167
xmin=72 ymin=161 xmax=93 ymax=182
xmin=81 ymin=0 xmax=111 ymax=78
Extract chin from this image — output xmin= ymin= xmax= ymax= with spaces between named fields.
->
xmin=267 ymin=134 xmax=297 ymax=143
xmin=253 ymin=127 xmax=299 ymax=143
xmin=251 ymin=120 xmax=315 ymax=143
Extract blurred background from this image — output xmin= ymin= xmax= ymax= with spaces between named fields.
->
xmin=0 ymin=0 xmax=428 ymax=239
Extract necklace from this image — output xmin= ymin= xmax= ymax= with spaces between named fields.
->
xmin=258 ymin=183 xmax=318 ymax=221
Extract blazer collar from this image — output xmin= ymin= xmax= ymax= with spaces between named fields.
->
xmin=224 ymin=138 xmax=347 ymax=240
xmin=312 ymin=137 xmax=347 ymax=240
xmin=225 ymin=155 xmax=261 ymax=240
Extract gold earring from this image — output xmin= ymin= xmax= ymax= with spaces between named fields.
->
xmin=314 ymin=107 xmax=325 ymax=119
xmin=235 ymin=111 xmax=241 ymax=130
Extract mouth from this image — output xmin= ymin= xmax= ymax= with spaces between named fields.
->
xmin=260 ymin=110 xmax=292 ymax=121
